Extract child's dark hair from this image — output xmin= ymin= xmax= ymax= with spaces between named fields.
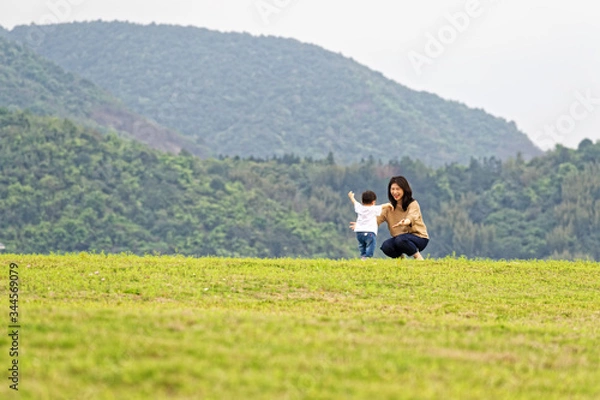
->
xmin=361 ymin=190 xmax=377 ymax=204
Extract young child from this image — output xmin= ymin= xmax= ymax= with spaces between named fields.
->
xmin=348 ymin=190 xmax=391 ymax=260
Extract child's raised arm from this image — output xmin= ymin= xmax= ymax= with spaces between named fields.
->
xmin=348 ymin=191 xmax=357 ymax=204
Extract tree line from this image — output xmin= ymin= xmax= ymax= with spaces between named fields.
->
xmin=1 ymin=109 xmax=599 ymax=259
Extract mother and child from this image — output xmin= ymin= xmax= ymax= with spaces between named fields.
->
xmin=348 ymin=175 xmax=429 ymax=260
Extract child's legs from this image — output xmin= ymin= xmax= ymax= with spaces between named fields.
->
xmin=364 ymin=232 xmax=376 ymax=257
xmin=356 ymin=232 xmax=368 ymax=257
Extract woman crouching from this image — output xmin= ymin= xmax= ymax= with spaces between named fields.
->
xmin=378 ymin=176 xmax=429 ymax=260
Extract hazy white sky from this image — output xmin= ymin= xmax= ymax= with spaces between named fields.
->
xmin=2 ymin=0 xmax=599 ymax=150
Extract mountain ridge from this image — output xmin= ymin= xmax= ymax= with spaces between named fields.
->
xmin=6 ymin=21 xmax=542 ymax=166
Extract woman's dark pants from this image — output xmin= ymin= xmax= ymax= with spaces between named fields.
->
xmin=380 ymin=233 xmax=429 ymax=258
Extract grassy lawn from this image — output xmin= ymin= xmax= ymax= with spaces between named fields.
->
xmin=1 ymin=254 xmax=599 ymax=399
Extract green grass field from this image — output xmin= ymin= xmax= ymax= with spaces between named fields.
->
xmin=1 ymin=254 xmax=599 ymax=399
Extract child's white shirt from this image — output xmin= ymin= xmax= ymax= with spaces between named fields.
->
xmin=353 ymin=203 xmax=383 ymax=234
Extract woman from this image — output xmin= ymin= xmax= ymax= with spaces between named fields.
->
xmin=377 ymin=176 xmax=429 ymax=260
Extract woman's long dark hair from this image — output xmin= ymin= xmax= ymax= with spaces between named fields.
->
xmin=388 ymin=176 xmax=415 ymax=211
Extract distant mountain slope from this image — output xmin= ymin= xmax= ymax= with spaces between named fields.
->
xmin=7 ymin=21 xmax=542 ymax=165
xmin=0 ymin=35 xmax=208 ymax=156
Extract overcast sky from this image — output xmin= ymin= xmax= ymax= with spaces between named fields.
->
xmin=2 ymin=0 xmax=599 ymax=150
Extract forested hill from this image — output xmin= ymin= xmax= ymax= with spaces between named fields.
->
xmin=0 ymin=35 xmax=207 ymax=156
xmin=1 ymin=108 xmax=599 ymax=260
xmin=0 ymin=109 xmax=350 ymax=258
xmin=6 ymin=21 xmax=541 ymax=166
